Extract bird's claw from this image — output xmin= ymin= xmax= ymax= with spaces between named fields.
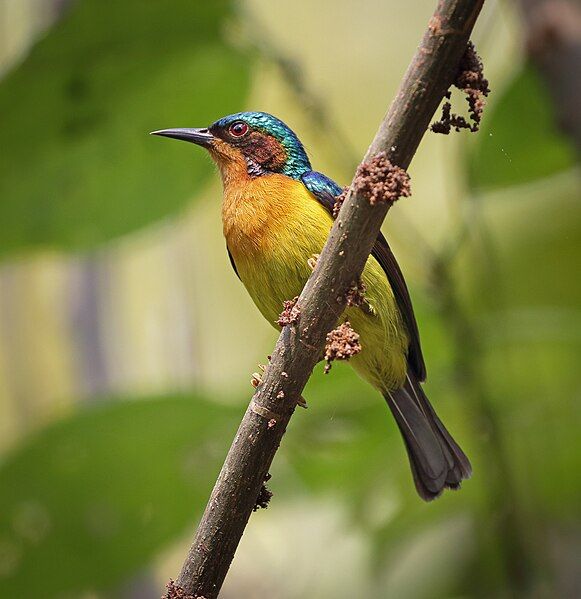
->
xmin=307 ymin=254 xmax=319 ymax=271
xmin=251 ymin=372 xmax=262 ymax=388
xmin=361 ymin=299 xmax=377 ymax=316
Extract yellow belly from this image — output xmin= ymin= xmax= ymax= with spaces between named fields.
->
xmin=223 ymin=174 xmax=409 ymax=391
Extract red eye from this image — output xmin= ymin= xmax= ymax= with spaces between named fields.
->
xmin=229 ymin=121 xmax=249 ymax=137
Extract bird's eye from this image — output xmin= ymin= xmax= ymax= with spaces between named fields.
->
xmin=228 ymin=121 xmax=249 ymax=137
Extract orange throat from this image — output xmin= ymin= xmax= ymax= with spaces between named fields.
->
xmin=220 ymin=172 xmax=286 ymax=260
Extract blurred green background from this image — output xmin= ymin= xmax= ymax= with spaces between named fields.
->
xmin=0 ymin=0 xmax=580 ymax=597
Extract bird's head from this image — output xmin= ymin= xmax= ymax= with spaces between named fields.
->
xmin=152 ymin=112 xmax=311 ymax=184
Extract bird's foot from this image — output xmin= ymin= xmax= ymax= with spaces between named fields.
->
xmin=250 ymin=372 xmax=262 ymax=388
xmin=251 ymin=363 xmax=268 ymax=388
xmin=307 ymin=253 xmax=320 ymax=271
xmin=361 ymin=299 xmax=377 ymax=316
xmin=296 ymin=395 xmax=308 ymax=409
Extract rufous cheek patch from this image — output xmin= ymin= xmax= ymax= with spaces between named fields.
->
xmin=245 ymin=133 xmax=287 ymax=171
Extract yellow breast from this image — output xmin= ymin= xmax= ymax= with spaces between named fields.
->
xmin=221 ymin=172 xmax=409 ymax=390
xmin=222 ymin=174 xmax=332 ymax=324
xmin=222 ymin=174 xmax=329 ymax=257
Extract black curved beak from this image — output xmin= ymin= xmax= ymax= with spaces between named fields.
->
xmin=150 ymin=127 xmax=214 ymax=147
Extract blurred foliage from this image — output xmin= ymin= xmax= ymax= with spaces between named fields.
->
xmin=1 ymin=1 xmax=581 ymax=598
xmin=469 ymin=64 xmax=577 ymax=191
xmin=0 ymin=369 xmax=395 ymax=598
xmin=0 ymin=0 xmax=250 ymax=257
xmin=466 ymin=185 xmax=581 ymax=517
xmin=0 ymin=362 xmax=473 ymax=598
xmin=0 ymin=394 xmax=240 ymax=598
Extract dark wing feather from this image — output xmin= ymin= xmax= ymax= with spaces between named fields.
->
xmin=371 ymin=233 xmax=426 ymax=381
xmin=301 ymin=170 xmax=426 ymax=381
xmin=227 ymin=246 xmax=240 ymax=279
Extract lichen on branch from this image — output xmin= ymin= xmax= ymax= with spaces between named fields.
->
xmin=332 ymin=187 xmax=349 ymax=217
xmin=324 ymin=321 xmax=362 ymax=373
xmin=276 ymin=296 xmax=300 ymax=327
xmin=431 ymin=41 xmax=490 ymax=133
xmin=353 ymin=152 xmax=412 ymax=205
xmin=344 ymin=280 xmax=367 ymax=308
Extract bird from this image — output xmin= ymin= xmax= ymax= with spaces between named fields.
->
xmin=152 ymin=111 xmax=471 ymax=500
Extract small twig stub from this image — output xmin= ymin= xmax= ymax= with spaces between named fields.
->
xmin=431 ymin=41 xmax=490 ymax=133
xmin=324 ymin=321 xmax=362 ymax=373
xmin=353 ymin=153 xmax=412 ymax=205
xmin=163 ymin=580 xmax=196 ymax=599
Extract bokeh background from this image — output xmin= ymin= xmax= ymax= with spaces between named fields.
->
xmin=0 ymin=0 xmax=580 ymax=597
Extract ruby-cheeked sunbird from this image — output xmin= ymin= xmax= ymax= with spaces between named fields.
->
xmin=152 ymin=112 xmax=471 ymax=500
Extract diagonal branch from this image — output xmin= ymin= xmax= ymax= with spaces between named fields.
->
xmin=170 ymin=1 xmax=485 ymax=597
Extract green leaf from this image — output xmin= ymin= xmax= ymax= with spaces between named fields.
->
xmin=0 ymin=395 xmax=239 ymax=598
xmin=469 ymin=64 xmax=577 ymax=192
xmin=461 ymin=184 xmax=581 ymax=520
xmin=0 ymin=0 xmax=250 ymax=257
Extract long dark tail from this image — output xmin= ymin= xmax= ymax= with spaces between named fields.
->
xmin=384 ymin=371 xmax=472 ymax=501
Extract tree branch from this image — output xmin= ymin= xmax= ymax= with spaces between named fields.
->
xmin=171 ymin=1 xmax=484 ymax=597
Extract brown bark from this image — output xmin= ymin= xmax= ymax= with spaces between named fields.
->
xmin=172 ymin=1 xmax=485 ymax=597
